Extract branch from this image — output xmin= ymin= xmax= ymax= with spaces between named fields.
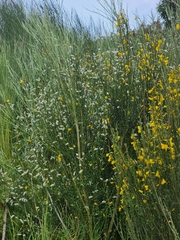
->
xmin=46 ymin=189 xmax=72 ymax=239
xmin=2 ymin=205 xmax=8 ymax=240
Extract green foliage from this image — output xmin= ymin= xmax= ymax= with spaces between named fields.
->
xmin=157 ymin=0 xmax=180 ymax=27
xmin=0 ymin=0 xmax=180 ymax=239
xmin=0 ymin=0 xmax=27 ymax=44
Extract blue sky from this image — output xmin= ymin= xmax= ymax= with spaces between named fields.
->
xmin=23 ymin=0 xmax=161 ymax=30
xmin=62 ymin=0 xmax=160 ymax=28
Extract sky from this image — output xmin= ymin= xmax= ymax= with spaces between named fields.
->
xmin=62 ymin=0 xmax=161 ymax=29
xmin=22 ymin=0 xmax=161 ymax=31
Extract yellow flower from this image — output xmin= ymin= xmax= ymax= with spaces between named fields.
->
xmin=144 ymin=34 xmax=150 ymax=41
xmin=148 ymin=87 xmax=155 ymax=94
xmin=117 ymin=52 xmax=123 ymax=58
xmin=148 ymin=159 xmax=155 ymax=165
xmin=35 ymin=206 xmax=39 ymax=212
xmin=20 ymin=79 xmax=25 ymax=84
xmin=67 ymin=127 xmax=72 ymax=132
xmin=27 ymin=139 xmax=32 ymax=143
xmin=111 ymin=160 xmax=116 ymax=165
xmin=161 ymin=143 xmax=169 ymax=151
xmin=161 ymin=179 xmax=166 ymax=185
xmin=123 ymin=39 xmax=127 ymax=45
xmin=120 ymin=188 xmax=124 ymax=195
xmin=131 ymin=141 xmax=137 ymax=150
xmin=118 ymin=207 xmax=123 ymax=212
xmin=136 ymin=51 xmax=141 ymax=57
xmin=106 ymin=60 xmax=111 ymax=67
xmin=175 ymin=24 xmax=180 ymax=30
xmin=57 ymin=154 xmax=62 ymax=162
xmin=155 ymin=171 xmax=160 ymax=178
xmin=156 ymin=39 xmax=163 ymax=52
xmin=150 ymin=121 xmax=155 ymax=127
xmin=158 ymin=54 xmax=164 ymax=61
xmin=138 ymin=65 xmax=143 ymax=71
xmin=6 ymin=99 xmax=10 ymax=103
xmin=136 ymin=170 xmax=143 ymax=176
xmin=164 ymin=57 xmax=169 ymax=65
xmin=137 ymin=126 xmax=141 ymax=133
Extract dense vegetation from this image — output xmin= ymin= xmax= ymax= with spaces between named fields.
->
xmin=157 ymin=0 xmax=180 ymax=27
xmin=0 ymin=0 xmax=180 ymax=239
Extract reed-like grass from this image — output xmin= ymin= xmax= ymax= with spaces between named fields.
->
xmin=0 ymin=0 xmax=180 ymax=239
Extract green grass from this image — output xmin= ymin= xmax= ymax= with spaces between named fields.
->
xmin=0 ymin=0 xmax=180 ymax=239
